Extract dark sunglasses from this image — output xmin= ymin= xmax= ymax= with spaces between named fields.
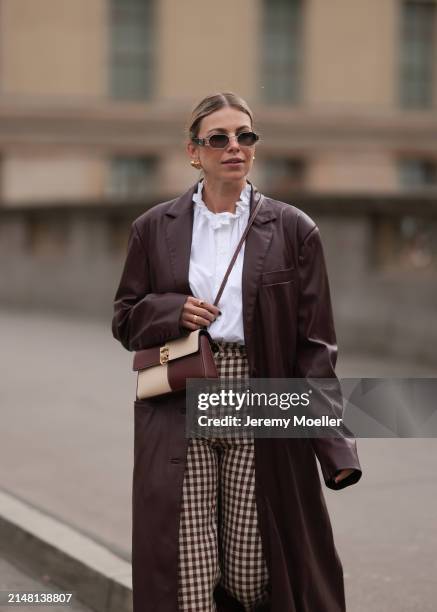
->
xmin=192 ymin=131 xmax=259 ymax=149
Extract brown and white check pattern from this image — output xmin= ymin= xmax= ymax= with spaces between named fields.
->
xmin=177 ymin=341 xmax=270 ymax=612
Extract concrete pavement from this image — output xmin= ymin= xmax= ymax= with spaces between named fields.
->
xmin=0 ymin=309 xmax=436 ymax=612
xmin=0 ymin=489 xmax=131 ymax=612
xmin=0 ymin=555 xmax=93 ymax=612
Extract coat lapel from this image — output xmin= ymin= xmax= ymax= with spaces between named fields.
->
xmin=164 ymin=183 xmax=197 ymax=294
xmin=164 ymin=180 xmax=277 ymax=349
xmin=242 ymin=182 xmax=277 ymax=350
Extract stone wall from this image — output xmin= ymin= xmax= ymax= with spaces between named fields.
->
xmin=1 ymin=192 xmax=436 ymax=365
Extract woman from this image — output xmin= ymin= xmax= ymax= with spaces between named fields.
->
xmin=112 ymin=92 xmax=362 ymax=612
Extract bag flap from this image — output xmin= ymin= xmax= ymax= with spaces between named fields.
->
xmin=133 ymin=329 xmax=204 ymax=371
xmin=133 ymin=346 xmax=161 ymax=371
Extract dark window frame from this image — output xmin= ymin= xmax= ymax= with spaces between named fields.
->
xmin=261 ymin=0 xmax=304 ymax=105
xmin=109 ymin=0 xmax=155 ymax=101
xmin=107 ymin=155 xmax=159 ymax=198
xmin=399 ymin=0 xmax=437 ymax=109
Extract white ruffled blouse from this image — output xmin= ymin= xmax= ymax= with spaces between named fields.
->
xmin=188 ymin=179 xmax=251 ymax=344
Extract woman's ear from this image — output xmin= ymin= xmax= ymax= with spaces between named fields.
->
xmin=186 ymin=141 xmax=202 ymax=171
xmin=186 ymin=140 xmax=197 ymax=160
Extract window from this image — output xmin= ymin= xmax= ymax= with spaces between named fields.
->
xmin=399 ymin=158 xmax=437 ymax=189
xmin=374 ymin=215 xmax=436 ymax=271
xmin=109 ymin=0 xmax=155 ymax=100
xmin=107 ymin=156 xmax=158 ymax=198
xmin=263 ymin=157 xmax=306 ymax=191
xmin=399 ymin=0 xmax=436 ymax=108
xmin=261 ymin=0 xmax=303 ymax=104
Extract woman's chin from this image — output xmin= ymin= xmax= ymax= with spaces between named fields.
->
xmin=219 ymin=166 xmax=248 ymax=180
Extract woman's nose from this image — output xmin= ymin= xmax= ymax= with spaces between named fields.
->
xmin=226 ymin=135 xmax=240 ymax=151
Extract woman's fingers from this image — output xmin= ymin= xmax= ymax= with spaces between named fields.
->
xmin=190 ymin=305 xmax=216 ymax=323
xmin=187 ymin=296 xmax=220 ymax=317
xmin=181 ymin=311 xmax=211 ymax=328
xmin=183 ymin=307 xmax=214 ymax=325
xmin=185 ymin=297 xmax=220 ymax=321
xmin=180 ymin=296 xmax=220 ymax=330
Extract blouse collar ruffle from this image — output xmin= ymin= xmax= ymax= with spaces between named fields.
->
xmin=192 ymin=179 xmax=251 ymax=229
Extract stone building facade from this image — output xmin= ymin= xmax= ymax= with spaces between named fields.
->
xmin=0 ymin=0 xmax=435 ymax=205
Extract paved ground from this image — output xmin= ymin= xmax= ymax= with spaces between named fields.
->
xmin=0 ymin=556 xmax=93 ymax=612
xmin=0 ymin=309 xmax=436 ymax=612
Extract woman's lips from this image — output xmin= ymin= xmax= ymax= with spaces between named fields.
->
xmin=222 ymin=160 xmax=244 ymax=164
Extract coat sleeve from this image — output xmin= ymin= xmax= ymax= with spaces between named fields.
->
xmin=294 ymin=223 xmax=362 ymax=490
xmin=112 ymin=220 xmax=189 ymax=351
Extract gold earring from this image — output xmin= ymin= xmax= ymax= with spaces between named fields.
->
xmin=190 ymin=159 xmax=202 ymax=170
xmin=253 ymin=155 xmax=256 ymax=160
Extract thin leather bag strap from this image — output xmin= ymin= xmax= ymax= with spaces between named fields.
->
xmin=212 ymin=186 xmax=263 ymax=307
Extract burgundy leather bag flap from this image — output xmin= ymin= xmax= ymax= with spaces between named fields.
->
xmin=132 ymin=329 xmax=207 ymax=372
xmin=132 ymin=346 xmax=161 ymax=371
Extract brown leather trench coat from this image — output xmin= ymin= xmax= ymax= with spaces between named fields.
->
xmin=112 ymin=181 xmax=362 ymax=612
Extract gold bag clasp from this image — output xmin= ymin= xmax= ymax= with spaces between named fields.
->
xmin=160 ymin=345 xmax=169 ymax=365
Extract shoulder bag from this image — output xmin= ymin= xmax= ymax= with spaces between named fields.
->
xmin=133 ymin=186 xmax=263 ymax=399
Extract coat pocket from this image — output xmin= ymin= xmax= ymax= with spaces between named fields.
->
xmin=260 ymin=265 xmax=295 ymax=286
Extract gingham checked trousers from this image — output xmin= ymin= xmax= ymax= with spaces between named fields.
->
xmin=177 ymin=341 xmax=270 ymax=612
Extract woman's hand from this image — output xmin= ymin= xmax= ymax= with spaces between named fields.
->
xmin=180 ymin=296 xmax=220 ymax=331
xmin=334 ymin=468 xmax=355 ymax=484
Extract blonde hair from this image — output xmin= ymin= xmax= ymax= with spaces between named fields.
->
xmin=187 ymin=92 xmax=254 ymax=140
